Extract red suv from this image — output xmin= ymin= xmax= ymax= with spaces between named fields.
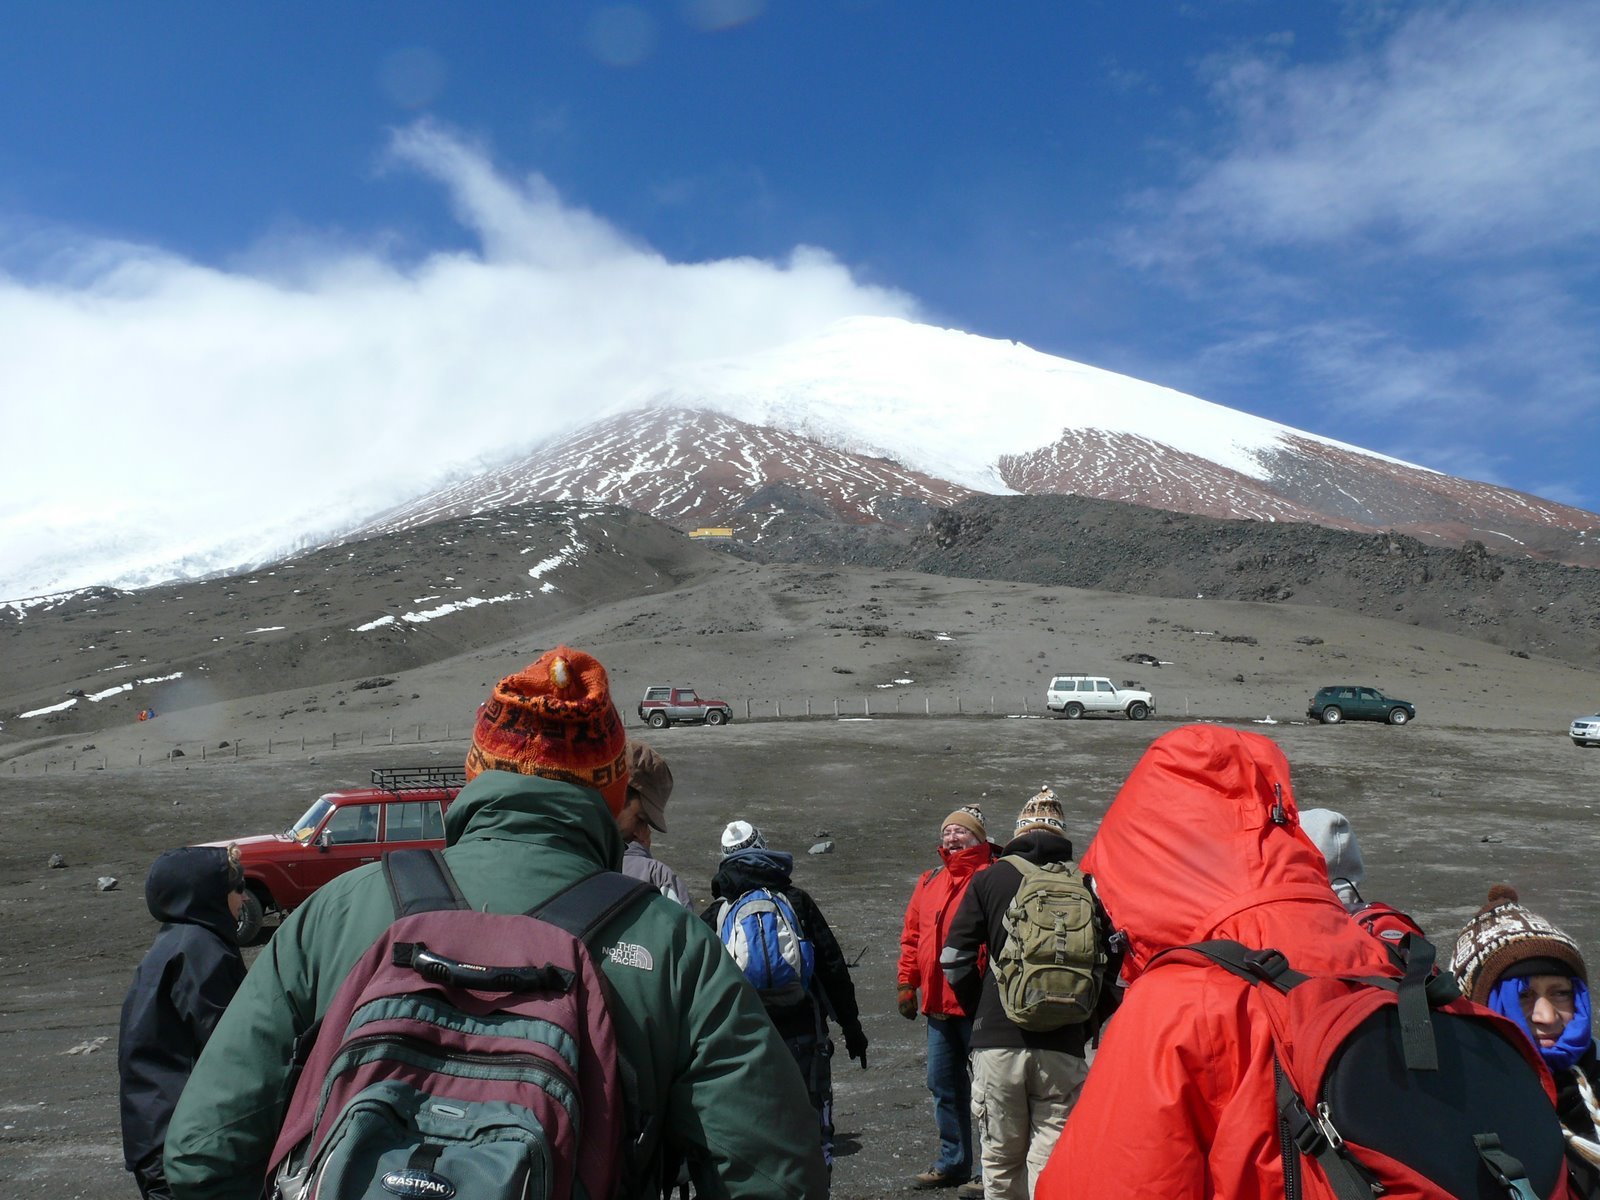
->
xmin=638 ymin=685 xmax=734 ymax=728
xmin=200 ymin=766 xmax=465 ymax=942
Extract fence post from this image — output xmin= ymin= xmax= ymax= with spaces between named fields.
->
xmin=102 ymin=756 xmax=107 ymax=770
xmin=1023 ymin=695 xmax=1029 ymax=713
xmin=389 ymin=728 xmax=395 ymax=745
xmin=897 ymin=694 xmax=902 ymax=713
xmin=925 ymin=695 xmax=930 ymax=715
xmin=991 ymin=694 xmax=996 ymax=713
xmin=300 ymin=735 xmax=306 ymax=751
xmin=267 ymin=739 xmax=272 ymax=755
xmin=416 ymin=724 xmax=422 ymax=742
xmin=957 ymin=695 xmax=963 ymax=714
xmin=201 ymin=745 xmax=206 ymax=761
xmin=806 ymin=698 xmax=812 ymax=716
xmin=834 ymin=699 xmax=840 ymax=717
xmin=72 ymin=758 xmax=77 ymax=771
xmin=360 ymin=729 xmax=366 ymax=746
xmin=776 ymin=700 xmax=782 ymax=718
xmin=138 ymin=752 xmax=143 ymax=766
xmin=864 ymin=697 xmax=870 ymax=717
xmin=332 ymin=732 xmax=338 ymax=750
xmin=746 ymin=698 xmax=752 ymax=720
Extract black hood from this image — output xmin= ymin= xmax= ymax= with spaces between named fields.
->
xmin=711 ymin=848 xmax=795 ymax=899
xmin=146 ymin=846 xmax=238 ymax=944
xmin=1000 ymin=830 xmax=1075 ymax=864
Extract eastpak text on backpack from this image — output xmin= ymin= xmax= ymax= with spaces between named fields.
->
xmin=266 ymin=849 xmax=652 ymax=1200
xmin=1154 ymin=936 xmax=1573 ymax=1200
xmin=992 ymin=857 xmax=1105 ymax=1031
xmin=716 ymin=887 xmax=815 ymax=1007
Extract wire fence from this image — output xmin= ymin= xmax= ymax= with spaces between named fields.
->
xmin=5 ymin=692 xmax=1094 ymax=774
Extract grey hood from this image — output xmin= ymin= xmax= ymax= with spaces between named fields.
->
xmin=1300 ymin=807 xmax=1365 ymax=906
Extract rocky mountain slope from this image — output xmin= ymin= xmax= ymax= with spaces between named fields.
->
xmin=345 ymin=317 xmax=1600 ymax=567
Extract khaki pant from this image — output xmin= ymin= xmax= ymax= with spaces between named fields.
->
xmin=970 ymin=1047 xmax=1088 ymax=1199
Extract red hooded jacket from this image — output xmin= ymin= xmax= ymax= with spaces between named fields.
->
xmin=898 ymin=840 xmax=998 ymax=1017
xmin=1037 ymin=725 xmax=1429 ymax=1200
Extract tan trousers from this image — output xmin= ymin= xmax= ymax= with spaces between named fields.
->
xmin=970 ymin=1047 xmax=1088 ymax=1200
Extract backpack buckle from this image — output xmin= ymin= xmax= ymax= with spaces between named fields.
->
xmin=1241 ymin=948 xmax=1291 ymax=984
xmin=1285 ymin=1097 xmax=1344 ymax=1156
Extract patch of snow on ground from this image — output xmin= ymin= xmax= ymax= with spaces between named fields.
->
xmin=403 ymin=593 xmax=524 ymax=623
xmin=89 ymin=683 xmax=133 ymax=701
xmin=355 ymin=615 xmax=397 ymax=632
xmin=19 ymin=698 xmax=78 ymax=718
xmin=539 ymin=582 xmax=557 ymax=594
xmin=246 ymin=627 xmax=286 ymax=633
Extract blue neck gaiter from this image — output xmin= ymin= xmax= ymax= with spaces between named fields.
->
xmin=1488 ymin=974 xmax=1593 ymax=1072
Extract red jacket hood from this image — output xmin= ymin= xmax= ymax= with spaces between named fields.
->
xmin=1083 ymin=724 xmax=1375 ymax=981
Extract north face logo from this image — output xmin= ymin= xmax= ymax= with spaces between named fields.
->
xmin=604 ymin=941 xmax=654 ymax=970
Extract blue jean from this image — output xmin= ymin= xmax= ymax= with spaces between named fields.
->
xmin=926 ymin=1015 xmax=975 ymax=1177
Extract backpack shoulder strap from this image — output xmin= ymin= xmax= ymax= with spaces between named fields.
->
xmin=532 ymin=871 xmax=655 ymax=945
xmin=385 ymin=848 xmax=470 ymax=917
xmin=1000 ymin=854 xmax=1038 ymax=878
xmin=1150 ymin=940 xmax=1314 ymax=993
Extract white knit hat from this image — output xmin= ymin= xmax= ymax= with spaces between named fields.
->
xmin=721 ymin=820 xmax=766 ymax=856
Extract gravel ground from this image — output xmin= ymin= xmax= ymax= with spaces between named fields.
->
xmin=4 ymin=715 xmax=1599 ymax=1198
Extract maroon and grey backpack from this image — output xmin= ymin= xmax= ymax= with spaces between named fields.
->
xmin=267 ymin=849 xmax=652 ymax=1200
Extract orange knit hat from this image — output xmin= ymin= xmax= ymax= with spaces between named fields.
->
xmin=464 ymin=646 xmax=630 ymax=815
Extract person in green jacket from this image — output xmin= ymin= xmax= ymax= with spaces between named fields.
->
xmin=163 ymin=646 xmax=828 ymax=1200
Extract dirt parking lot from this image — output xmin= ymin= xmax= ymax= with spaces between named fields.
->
xmin=4 ymin=715 xmax=1598 ymax=1198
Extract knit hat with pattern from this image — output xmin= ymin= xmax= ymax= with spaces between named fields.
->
xmin=1014 ymin=786 xmax=1068 ymax=838
xmin=1449 ymin=884 xmax=1588 ymax=1005
xmin=464 ymin=646 xmax=629 ymax=815
xmin=941 ymin=804 xmax=987 ymax=841
xmin=721 ymin=820 xmax=766 ymax=856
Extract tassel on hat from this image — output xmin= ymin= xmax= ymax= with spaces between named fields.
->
xmin=1448 ymin=883 xmax=1588 ymax=1004
xmin=465 ymin=646 xmax=630 ymax=815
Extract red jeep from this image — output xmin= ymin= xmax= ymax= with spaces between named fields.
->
xmin=199 ymin=766 xmax=466 ymax=942
xmin=637 ymin=685 xmax=734 ymax=729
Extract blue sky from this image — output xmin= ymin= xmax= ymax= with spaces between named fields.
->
xmin=2 ymin=1 xmax=1598 ymax=595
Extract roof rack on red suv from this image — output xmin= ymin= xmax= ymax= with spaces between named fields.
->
xmin=200 ymin=764 xmax=468 ymax=943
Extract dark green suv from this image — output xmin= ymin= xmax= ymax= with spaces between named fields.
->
xmin=1307 ymin=686 xmax=1416 ymax=726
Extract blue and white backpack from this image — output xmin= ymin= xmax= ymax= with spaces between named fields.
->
xmin=716 ymin=887 xmax=815 ymax=1006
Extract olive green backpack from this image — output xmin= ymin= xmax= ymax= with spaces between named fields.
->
xmin=993 ymin=857 xmax=1106 ymax=1030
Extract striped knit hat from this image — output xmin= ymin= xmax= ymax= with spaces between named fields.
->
xmin=1014 ymin=786 xmax=1068 ymax=837
xmin=942 ymin=804 xmax=987 ymax=841
xmin=1448 ymin=884 xmax=1588 ymax=1005
xmin=465 ymin=646 xmax=629 ymax=815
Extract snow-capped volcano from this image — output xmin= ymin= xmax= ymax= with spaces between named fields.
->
xmin=351 ymin=317 xmax=1599 ymax=564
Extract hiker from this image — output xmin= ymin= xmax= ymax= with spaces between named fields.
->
xmin=940 ymin=787 xmax=1109 ymax=1200
xmin=164 ymin=646 xmax=827 ymax=1200
xmin=1450 ymin=885 xmax=1600 ymax=1197
xmin=705 ymin=820 xmax=869 ymax=1178
xmin=898 ymin=803 xmax=998 ymax=1193
xmin=1037 ymin=725 xmax=1571 ymax=1200
xmin=118 ymin=845 xmax=248 ymax=1200
xmin=617 ymin=739 xmax=692 ymax=907
xmin=1300 ymin=807 xmax=1426 ymax=947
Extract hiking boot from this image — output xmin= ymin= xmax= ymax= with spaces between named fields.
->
xmin=956 ymin=1182 xmax=985 ymax=1199
xmin=911 ymin=1168 xmax=969 ymax=1189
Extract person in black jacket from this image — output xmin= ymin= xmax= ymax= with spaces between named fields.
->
xmin=940 ymin=790 xmax=1111 ymax=1200
xmin=703 ymin=820 xmax=868 ymax=1177
xmin=118 ymin=844 xmax=248 ymax=1200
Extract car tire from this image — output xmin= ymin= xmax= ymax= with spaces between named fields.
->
xmin=1126 ymin=702 xmax=1149 ymax=721
xmin=236 ymin=889 xmax=266 ymax=945
xmin=1387 ymin=708 xmax=1410 ymax=725
xmin=1320 ymin=706 xmax=1343 ymax=724
xmin=1064 ymin=702 xmax=1084 ymax=720
xmin=647 ymin=711 xmax=668 ymax=729
xmin=706 ymin=708 xmax=727 ymax=726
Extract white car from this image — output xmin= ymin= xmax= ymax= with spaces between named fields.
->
xmin=1046 ymin=675 xmax=1155 ymax=721
xmin=1571 ymin=714 xmax=1600 ymax=748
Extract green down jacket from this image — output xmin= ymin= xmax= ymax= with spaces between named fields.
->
xmin=164 ymin=770 xmax=828 ymax=1200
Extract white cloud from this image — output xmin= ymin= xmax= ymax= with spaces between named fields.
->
xmin=0 ymin=119 xmax=916 ymax=599
xmin=1178 ymin=1 xmax=1600 ymax=256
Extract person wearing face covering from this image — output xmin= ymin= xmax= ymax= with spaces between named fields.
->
xmin=1451 ymin=885 xmax=1600 ymax=1197
xmin=898 ymin=804 xmax=999 ymax=1193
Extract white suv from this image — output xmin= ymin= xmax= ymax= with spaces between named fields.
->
xmin=1571 ymin=713 xmax=1600 ymax=749
xmin=1046 ymin=675 xmax=1155 ymax=721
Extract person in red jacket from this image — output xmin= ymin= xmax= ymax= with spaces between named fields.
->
xmin=1036 ymin=725 xmax=1404 ymax=1200
xmin=898 ymin=803 xmax=998 ymax=1192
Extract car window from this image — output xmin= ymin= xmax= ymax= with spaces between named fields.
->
xmin=645 ymin=687 xmax=669 ymax=701
xmin=680 ymin=689 xmax=699 ymax=702
xmin=1359 ymin=689 xmax=1379 ymax=701
xmin=1096 ymin=680 xmax=1115 ymax=693
xmin=1337 ymin=688 xmax=1355 ymax=699
xmin=325 ymin=803 xmax=381 ymax=845
xmin=384 ymin=801 xmax=443 ymax=842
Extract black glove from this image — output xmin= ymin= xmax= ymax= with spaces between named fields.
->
xmin=845 ymin=1026 xmax=869 ymax=1068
